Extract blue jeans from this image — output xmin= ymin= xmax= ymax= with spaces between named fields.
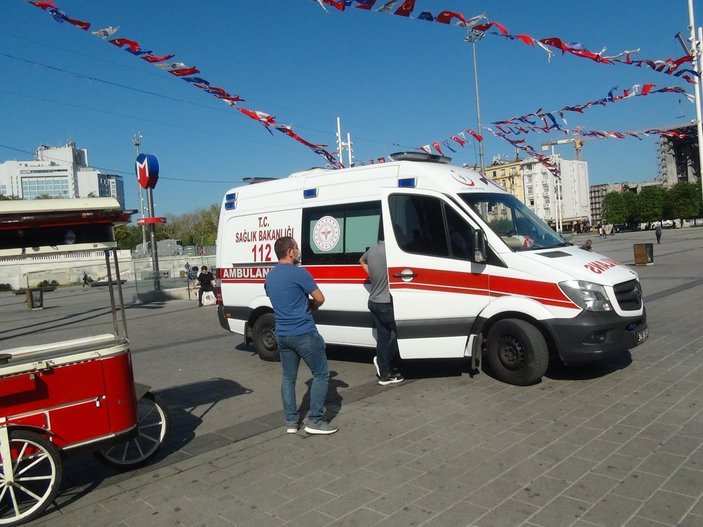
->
xmin=277 ymin=330 xmax=329 ymax=425
xmin=368 ymin=301 xmax=400 ymax=376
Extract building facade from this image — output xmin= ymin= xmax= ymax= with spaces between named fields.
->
xmin=488 ymin=155 xmax=591 ymax=232
xmin=0 ymin=142 xmax=125 ymax=207
xmin=657 ymin=124 xmax=699 ymax=187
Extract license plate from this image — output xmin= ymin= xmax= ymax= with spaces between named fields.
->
xmin=636 ymin=328 xmax=649 ymax=345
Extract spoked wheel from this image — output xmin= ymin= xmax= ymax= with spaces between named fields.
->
xmin=0 ymin=430 xmax=62 ymax=526
xmin=252 ymin=313 xmax=279 ymax=362
xmin=95 ymin=392 xmax=170 ymax=469
xmin=485 ymin=319 xmax=549 ymax=386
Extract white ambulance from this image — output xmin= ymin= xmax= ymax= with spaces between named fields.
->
xmin=215 ymin=152 xmax=647 ymax=385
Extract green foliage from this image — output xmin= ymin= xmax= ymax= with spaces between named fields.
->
xmin=636 ymin=186 xmax=664 ymax=223
xmin=488 ymin=218 xmax=514 ymax=236
xmin=0 ymin=195 xmax=19 ymax=200
xmin=154 ymin=204 xmax=220 ymax=246
xmin=114 ymin=225 xmax=143 ymax=250
xmin=37 ymin=280 xmax=59 ymax=287
xmin=0 ymin=283 xmax=13 ymax=291
xmin=622 ymin=191 xmax=639 ymax=225
xmin=601 ymin=192 xmax=626 ymax=225
xmin=664 ymin=182 xmax=702 ymax=220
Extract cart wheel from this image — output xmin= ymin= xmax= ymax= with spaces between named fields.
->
xmin=95 ymin=392 xmax=170 ymax=469
xmin=0 ymin=430 xmax=62 ymax=526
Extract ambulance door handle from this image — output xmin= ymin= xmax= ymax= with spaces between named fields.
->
xmin=393 ymin=269 xmax=416 ymax=282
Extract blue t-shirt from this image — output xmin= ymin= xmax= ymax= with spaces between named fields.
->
xmin=264 ymin=263 xmax=318 ymax=336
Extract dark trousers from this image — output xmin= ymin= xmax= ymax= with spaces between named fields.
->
xmin=198 ymin=286 xmax=213 ymax=304
xmin=368 ymin=300 xmax=400 ymax=376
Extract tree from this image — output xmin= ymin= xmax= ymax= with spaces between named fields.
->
xmin=636 ymin=186 xmax=664 ymax=223
xmin=622 ymin=191 xmax=639 ymax=226
xmin=601 ymin=192 xmax=626 ymax=225
xmin=664 ymin=182 xmax=702 ymax=220
xmin=114 ymin=225 xmax=143 ymax=250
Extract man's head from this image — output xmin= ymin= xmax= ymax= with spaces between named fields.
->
xmin=201 ymin=266 xmax=208 ymax=272
xmin=274 ymin=236 xmax=300 ymax=264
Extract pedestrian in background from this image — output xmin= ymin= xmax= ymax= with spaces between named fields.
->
xmin=655 ymin=223 xmax=663 ymax=244
xmin=264 ymin=236 xmax=337 ymax=435
xmin=82 ymin=271 xmax=90 ymax=288
xmin=188 ymin=265 xmax=199 ymax=289
xmin=196 ymin=266 xmax=214 ymax=306
xmin=360 ymin=239 xmax=404 ymax=386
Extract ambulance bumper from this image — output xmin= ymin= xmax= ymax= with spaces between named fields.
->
xmin=547 ymin=307 xmax=648 ymax=365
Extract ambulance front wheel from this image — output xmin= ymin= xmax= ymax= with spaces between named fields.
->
xmin=485 ymin=319 xmax=548 ymax=386
xmin=252 ymin=313 xmax=280 ymax=361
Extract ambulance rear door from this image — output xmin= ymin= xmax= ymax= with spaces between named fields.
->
xmin=381 ymin=188 xmax=490 ymax=359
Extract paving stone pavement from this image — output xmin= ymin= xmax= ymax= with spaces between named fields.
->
xmin=4 ymin=227 xmax=703 ymax=526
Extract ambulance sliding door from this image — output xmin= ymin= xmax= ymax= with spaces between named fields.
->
xmin=381 ymin=188 xmax=489 ymax=359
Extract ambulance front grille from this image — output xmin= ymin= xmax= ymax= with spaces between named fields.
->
xmin=613 ymin=279 xmax=642 ymax=311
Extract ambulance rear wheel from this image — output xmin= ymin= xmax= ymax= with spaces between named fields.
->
xmin=253 ymin=313 xmax=279 ymax=361
xmin=485 ymin=319 xmax=548 ymax=386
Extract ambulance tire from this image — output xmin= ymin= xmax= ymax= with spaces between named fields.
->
xmin=253 ymin=313 xmax=280 ymax=361
xmin=485 ymin=319 xmax=548 ymax=386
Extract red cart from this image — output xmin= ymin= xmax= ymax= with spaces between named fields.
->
xmin=0 ymin=249 xmax=170 ymax=525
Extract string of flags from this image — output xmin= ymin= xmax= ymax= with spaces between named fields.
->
xmin=311 ymin=1 xmax=698 ymax=83
xmin=27 ymin=0 xmax=344 ymax=168
xmin=489 ymin=124 xmax=691 ymax=179
xmin=26 ymin=0 xmax=698 ymax=175
xmin=493 ymin=83 xmax=694 ymax=136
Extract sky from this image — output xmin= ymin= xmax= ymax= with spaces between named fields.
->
xmin=1 ymin=0 xmax=701 ymax=217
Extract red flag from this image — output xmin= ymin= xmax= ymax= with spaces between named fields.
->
xmin=451 ymin=135 xmax=466 ymax=147
xmin=394 ymin=0 xmax=416 ymax=17
xmin=109 ymin=38 xmax=141 ymax=53
xmin=641 ymin=83 xmax=655 ymax=95
xmin=467 ymin=129 xmax=483 ymax=142
xmin=432 ymin=142 xmax=444 ymax=156
xmin=169 ymin=67 xmax=200 ymax=77
xmin=142 ymin=54 xmax=175 ymax=63
xmin=238 ymin=108 xmax=277 ymax=127
xmin=29 ymin=1 xmax=56 ymax=10
xmin=65 ymin=17 xmax=90 ymax=30
xmin=435 ymin=11 xmax=468 ymax=26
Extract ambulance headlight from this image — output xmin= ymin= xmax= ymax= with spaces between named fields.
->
xmin=559 ymin=280 xmax=612 ymax=312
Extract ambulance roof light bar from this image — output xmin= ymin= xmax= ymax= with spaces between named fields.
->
xmin=389 ymin=151 xmax=452 ymax=164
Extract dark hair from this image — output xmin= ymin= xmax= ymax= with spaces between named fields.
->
xmin=274 ymin=236 xmax=296 ymax=259
xmin=201 ymin=266 xmax=208 ymax=271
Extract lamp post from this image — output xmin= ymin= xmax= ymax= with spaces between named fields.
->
xmin=466 ymin=27 xmax=486 ymax=175
xmin=132 ymin=132 xmax=148 ymax=252
xmin=686 ymin=0 xmax=703 ymax=205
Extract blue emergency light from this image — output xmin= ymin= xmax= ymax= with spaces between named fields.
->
xmin=224 ymin=193 xmax=237 ymax=210
xmin=397 ymin=178 xmax=417 ymax=188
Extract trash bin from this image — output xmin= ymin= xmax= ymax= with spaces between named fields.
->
xmin=633 ymin=243 xmax=654 ymax=266
xmin=26 ymin=288 xmax=44 ymax=310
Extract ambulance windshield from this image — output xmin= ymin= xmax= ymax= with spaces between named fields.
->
xmin=459 ymin=193 xmax=569 ymax=251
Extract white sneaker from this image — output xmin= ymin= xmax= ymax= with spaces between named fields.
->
xmin=373 ymin=356 xmax=380 ymax=377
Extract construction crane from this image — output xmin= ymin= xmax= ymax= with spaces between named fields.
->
xmin=540 ymin=138 xmax=585 ymax=160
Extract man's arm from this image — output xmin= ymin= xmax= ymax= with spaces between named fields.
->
xmin=359 ymin=254 xmax=369 ymax=276
xmin=309 ymin=288 xmax=325 ymax=310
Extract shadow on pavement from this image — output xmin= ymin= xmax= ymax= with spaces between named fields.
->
xmin=156 ymin=378 xmax=253 ymax=451
xmin=545 ymin=350 xmax=633 ymax=381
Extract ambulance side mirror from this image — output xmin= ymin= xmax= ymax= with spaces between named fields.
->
xmin=472 ymin=230 xmax=487 ymax=264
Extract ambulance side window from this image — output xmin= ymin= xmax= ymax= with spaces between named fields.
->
xmin=389 ymin=195 xmax=449 ymax=257
xmin=302 ymin=201 xmax=381 ymax=265
xmin=389 ymin=194 xmax=472 ymax=260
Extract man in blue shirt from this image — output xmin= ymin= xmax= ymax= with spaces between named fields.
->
xmin=264 ymin=236 xmax=338 ymax=435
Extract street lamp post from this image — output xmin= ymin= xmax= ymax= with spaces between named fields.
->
xmin=132 ymin=132 xmax=148 ymax=253
xmin=686 ymin=0 xmax=703 ymax=205
xmin=466 ymin=28 xmax=486 ymax=175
